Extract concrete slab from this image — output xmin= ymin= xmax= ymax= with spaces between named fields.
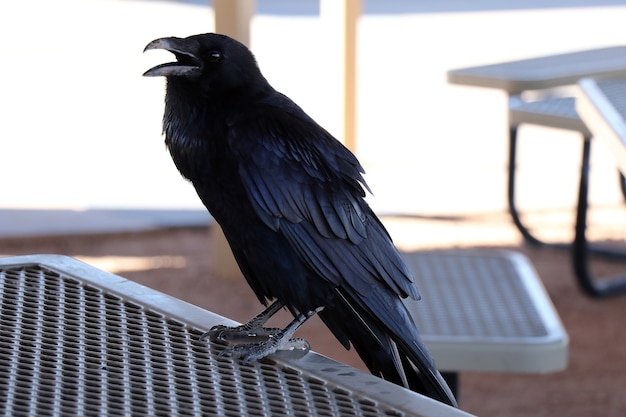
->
xmin=0 ymin=209 xmax=209 ymax=238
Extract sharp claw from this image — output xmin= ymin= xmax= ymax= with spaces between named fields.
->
xmin=199 ymin=324 xmax=227 ymax=343
xmin=285 ymin=337 xmax=311 ymax=352
xmin=199 ymin=331 xmax=213 ymax=343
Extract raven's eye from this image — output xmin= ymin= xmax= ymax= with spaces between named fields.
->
xmin=208 ymin=50 xmax=222 ymax=62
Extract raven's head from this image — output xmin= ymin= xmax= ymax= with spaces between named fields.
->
xmin=143 ymin=33 xmax=266 ymax=94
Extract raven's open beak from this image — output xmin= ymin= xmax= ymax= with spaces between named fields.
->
xmin=143 ymin=37 xmax=202 ymax=77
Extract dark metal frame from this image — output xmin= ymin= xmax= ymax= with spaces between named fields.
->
xmin=507 ymin=125 xmax=626 ymax=297
xmin=572 ymin=138 xmax=626 ymax=297
xmin=507 ymin=126 xmax=569 ymax=250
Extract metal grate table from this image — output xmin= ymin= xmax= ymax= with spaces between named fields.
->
xmin=0 ymin=255 xmax=472 ymax=417
xmin=447 ymin=46 xmax=626 ymax=297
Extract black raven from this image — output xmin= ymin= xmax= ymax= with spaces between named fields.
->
xmin=144 ymin=33 xmax=456 ymax=407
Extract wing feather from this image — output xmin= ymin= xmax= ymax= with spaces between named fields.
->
xmin=229 ymin=104 xmax=419 ymax=301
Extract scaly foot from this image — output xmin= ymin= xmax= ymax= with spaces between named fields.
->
xmin=220 ymin=335 xmax=311 ymax=363
xmin=203 ymin=306 xmax=323 ymax=363
xmin=201 ymin=322 xmax=282 ymax=343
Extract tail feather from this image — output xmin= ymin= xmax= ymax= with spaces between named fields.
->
xmin=320 ymin=289 xmax=457 ymax=407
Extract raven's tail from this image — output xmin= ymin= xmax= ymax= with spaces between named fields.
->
xmin=320 ymin=289 xmax=457 ymax=407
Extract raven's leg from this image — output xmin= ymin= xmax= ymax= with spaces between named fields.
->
xmin=201 ymin=300 xmax=284 ymax=342
xmin=219 ymin=306 xmax=324 ymax=363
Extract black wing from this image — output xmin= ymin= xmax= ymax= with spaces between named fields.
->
xmin=227 ymin=100 xmax=419 ymax=301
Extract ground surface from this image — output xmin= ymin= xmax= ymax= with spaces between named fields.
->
xmin=1 ymin=219 xmax=626 ymax=416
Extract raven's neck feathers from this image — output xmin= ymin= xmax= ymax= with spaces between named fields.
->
xmin=161 ymin=77 xmax=272 ymax=184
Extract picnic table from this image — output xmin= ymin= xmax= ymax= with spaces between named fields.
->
xmin=447 ymin=46 xmax=626 ymax=297
xmin=0 ymin=254 xmax=473 ymax=417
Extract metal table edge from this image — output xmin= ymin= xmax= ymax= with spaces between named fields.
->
xmin=0 ymin=254 xmax=474 ymax=417
xmin=577 ymin=77 xmax=626 ymax=174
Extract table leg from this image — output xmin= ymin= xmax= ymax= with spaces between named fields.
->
xmin=508 ymin=126 xmax=626 ymax=264
xmin=572 ymin=138 xmax=626 ymax=297
xmin=619 ymin=171 xmax=626 ymax=202
xmin=507 ymin=126 xmax=568 ymax=249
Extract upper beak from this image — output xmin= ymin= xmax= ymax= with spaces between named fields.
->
xmin=143 ymin=37 xmax=202 ymax=77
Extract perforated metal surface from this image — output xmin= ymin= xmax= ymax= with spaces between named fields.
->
xmin=405 ymin=251 xmax=545 ymax=339
xmin=512 ymin=96 xmax=578 ymax=120
xmin=402 ymin=250 xmax=568 ymax=373
xmin=578 ymin=77 xmax=626 ymax=176
xmin=594 ymin=78 xmax=626 ymax=122
xmin=0 ymin=255 xmax=471 ymax=417
xmin=508 ymin=96 xmax=589 ymax=134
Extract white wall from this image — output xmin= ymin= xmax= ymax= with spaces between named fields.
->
xmin=2 ymin=0 xmax=626 ymax=215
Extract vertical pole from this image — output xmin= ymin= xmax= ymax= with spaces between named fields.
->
xmin=214 ymin=0 xmax=255 ymax=46
xmin=211 ymin=0 xmax=255 ymax=278
xmin=320 ymin=0 xmax=360 ymax=153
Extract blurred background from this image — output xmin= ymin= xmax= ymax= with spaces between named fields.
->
xmin=3 ymin=1 xmax=626 ymax=416
xmin=2 ymin=0 xmax=626 ymax=221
